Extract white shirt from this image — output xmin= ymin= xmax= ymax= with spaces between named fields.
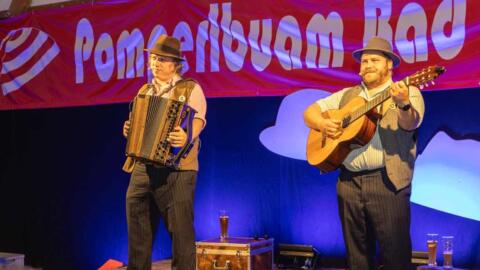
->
xmin=147 ymin=74 xmax=207 ymax=127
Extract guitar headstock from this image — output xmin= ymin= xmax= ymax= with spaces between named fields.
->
xmin=407 ymin=65 xmax=445 ymax=89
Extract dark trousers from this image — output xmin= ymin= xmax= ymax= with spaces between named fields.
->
xmin=126 ymin=162 xmax=197 ymax=270
xmin=337 ymin=167 xmax=412 ymax=270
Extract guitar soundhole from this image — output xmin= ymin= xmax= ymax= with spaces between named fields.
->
xmin=342 ymin=115 xmax=351 ymax=128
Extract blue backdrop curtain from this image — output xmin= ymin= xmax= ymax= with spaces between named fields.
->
xmin=1 ymin=88 xmax=479 ymax=270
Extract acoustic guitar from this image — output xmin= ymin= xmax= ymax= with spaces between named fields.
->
xmin=306 ymin=65 xmax=445 ymax=173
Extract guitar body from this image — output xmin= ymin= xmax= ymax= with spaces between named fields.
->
xmin=306 ymin=96 xmax=381 ymax=173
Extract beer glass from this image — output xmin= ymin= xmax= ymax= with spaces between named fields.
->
xmin=219 ymin=210 xmax=229 ymax=240
xmin=427 ymin=233 xmax=439 ymax=266
xmin=442 ymin=236 xmax=454 ymax=268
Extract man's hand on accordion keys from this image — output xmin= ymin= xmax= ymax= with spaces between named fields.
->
xmin=123 ymin=120 xmax=130 ymax=138
xmin=168 ymin=126 xmax=188 ymax=147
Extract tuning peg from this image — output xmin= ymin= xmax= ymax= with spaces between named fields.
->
xmin=424 ymin=82 xmax=429 ymax=87
xmin=419 ymin=85 xmax=424 ymax=90
xmin=431 ymin=81 xmax=435 ymax=85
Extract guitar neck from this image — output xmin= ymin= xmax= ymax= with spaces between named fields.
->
xmin=343 ymin=65 xmax=444 ymax=127
xmin=349 ymin=83 xmax=394 ymax=123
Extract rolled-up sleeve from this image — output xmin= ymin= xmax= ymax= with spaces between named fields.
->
xmin=188 ymin=84 xmax=207 ymax=127
xmin=315 ymin=87 xmax=349 ymax=111
xmin=408 ymin=85 xmax=425 ymax=128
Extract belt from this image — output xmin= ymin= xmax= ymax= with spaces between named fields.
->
xmin=339 ymin=165 xmax=386 ymax=178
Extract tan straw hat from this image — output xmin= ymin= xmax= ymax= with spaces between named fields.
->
xmin=352 ymin=36 xmax=400 ymax=67
xmin=145 ymin=35 xmax=184 ymax=61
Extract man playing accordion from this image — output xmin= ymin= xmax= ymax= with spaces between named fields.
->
xmin=122 ymin=35 xmax=207 ymax=270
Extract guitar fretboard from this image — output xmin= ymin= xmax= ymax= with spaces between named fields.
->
xmin=350 ymin=87 xmax=392 ymax=121
xmin=340 ymin=65 xmax=444 ymax=128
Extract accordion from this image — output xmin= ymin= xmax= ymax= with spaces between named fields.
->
xmin=125 ymin=89 xmax=196 ymax=168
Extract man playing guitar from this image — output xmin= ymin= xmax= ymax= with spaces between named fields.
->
xmin=304 ymin=36 xmax=425 ymax=270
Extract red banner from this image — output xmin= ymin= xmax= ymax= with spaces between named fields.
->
xmin=0 ymin=0 xmax=479 ymax=110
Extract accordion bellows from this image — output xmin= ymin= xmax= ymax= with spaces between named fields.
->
xmin=125 ymin=88 xmax=196 ymax=169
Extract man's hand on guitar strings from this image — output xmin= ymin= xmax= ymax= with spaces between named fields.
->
xmin=320 ymin=118 xmax=343 ymax=139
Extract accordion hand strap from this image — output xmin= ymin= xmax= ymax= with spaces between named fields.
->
xmin=170 ymin=78 xmax=198 ymax=168
xmin=122 ymin=156 xmax=135 ymax=173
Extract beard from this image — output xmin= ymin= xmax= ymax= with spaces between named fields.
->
xmin=361 ymin=68 xmax=389 ymax=88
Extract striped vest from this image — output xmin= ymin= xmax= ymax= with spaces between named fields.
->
xmin=339 ymin=85 xmax=418 ymax=191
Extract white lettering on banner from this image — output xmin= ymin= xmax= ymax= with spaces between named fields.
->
xmin=146 ymin=25 xmax=167 ymax=82
xmin=432 ymin=0 xmax=466 ymax=60
xmin=72 ymin=1 xmax=467 ymax=84
xmin=198 ymin=3 xmax=341 ymax=72
xmin=221 ymin=2 xmax=247 ymax=72
xmin=195 ymin=20 xmax=209 ymax=73
xmin=146 ymin=25 xmax=167 ymax=53
xmin=395 ymin=3 xmax=428 ymax=63
xmin=117 ymin=29 xmax=145 ymax=79
xmin=274 ymin=15 xmax=303 ymax=70
xmin=74 ymin=18 xmax=93 ymax=83
xmin=94 ymin=33 xmax=114 ymax=82
xmin=173 ymin=22 xmax=194 ymax=73
xmin=196 ymin=3 xmax=220 ymax=72
xmin=363 ymin=0 xmax=465 ymax=63
xmin=75 ymin=19 xmax=146 ymax=83
xmin=364 ymin=0 xmax=393 ymax=46
xmin=248 ymin=19 xmax=273 ymax=72
xmin=306 ymin=12 xmax=344 ymax=68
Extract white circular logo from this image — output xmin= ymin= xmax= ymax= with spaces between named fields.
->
xmin=0 ymin=27 xmax=60 ymax=96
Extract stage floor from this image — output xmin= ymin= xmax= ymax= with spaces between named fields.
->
xmin=116 ymin=259 xmax=344 ymax=270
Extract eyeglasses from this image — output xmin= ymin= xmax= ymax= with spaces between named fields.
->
xmin=150 ymin=55 xmax=175 ymax=63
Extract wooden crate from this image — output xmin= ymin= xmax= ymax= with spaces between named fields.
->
xmin=196 ymin=237 xmax=273 ymax=270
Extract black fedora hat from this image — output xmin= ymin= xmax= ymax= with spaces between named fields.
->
xmin=352 ymin=36 xmax=400 ymax=68
xmin=145 ymin=35 xmax=184 ymax=61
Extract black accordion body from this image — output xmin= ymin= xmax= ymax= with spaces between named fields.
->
xmin=125 ymin=84 xmax=196 ymax=168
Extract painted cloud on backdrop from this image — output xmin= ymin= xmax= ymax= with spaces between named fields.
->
xmin=260 ymin=89 xmax=480 ymax=221
xmin=259 ymin=89 xmax=330 ymax=160
xmin=412 ymin=131 xmax=480 ymax=221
